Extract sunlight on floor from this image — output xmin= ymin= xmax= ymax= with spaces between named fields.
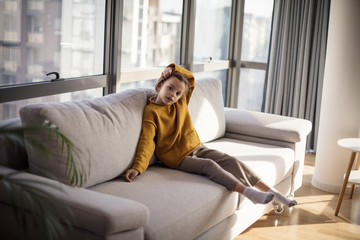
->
xmin=235 ymin=153 xmax=360 ymax=240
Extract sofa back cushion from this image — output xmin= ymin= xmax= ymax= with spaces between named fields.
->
xmin=189 ymin=78 xmax=226 ymax=143
xmin=20 ymin=89 xmax=147 ymax=188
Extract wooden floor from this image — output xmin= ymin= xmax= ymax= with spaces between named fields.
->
xmin=234 ymin=154 xmax=360 ymax=240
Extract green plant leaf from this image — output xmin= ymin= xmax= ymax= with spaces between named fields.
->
xmin=1 ymin=171 xmax=74 ymax=240
xmin=1 ymin=120 xmax=87 ymax=239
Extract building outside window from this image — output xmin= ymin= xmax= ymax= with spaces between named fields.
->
xmin=121 ymin=0 xmax=182 ymax=69
xmin=0 ymin=0 xmax=274 ymax=121
xmin=237 ymin=0 xmax=273 ymax=111
xmin=0 ymin=0 xmax=106 ymax=120
xmin=193 ymin=0 xmax=231 ymax=63
xmin=120 ymin=0 xmax=183 ymax=90
xmin=193 ymin=0 xmax=231 ymax=101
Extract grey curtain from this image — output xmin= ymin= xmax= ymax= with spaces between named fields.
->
xmin=263 ymin=0 xmax=330 ymax=151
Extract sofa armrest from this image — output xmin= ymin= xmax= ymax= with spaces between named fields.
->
xmin=0 ymin=166 xmax=149 ymax=236
xmin=225 ymin=108 xmax=312 ymax=143
xmin=225 ymin=108 xmax=312 ymax=193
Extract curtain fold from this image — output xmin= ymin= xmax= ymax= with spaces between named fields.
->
xmin=263 ymin=0 xmax=330 ymax=151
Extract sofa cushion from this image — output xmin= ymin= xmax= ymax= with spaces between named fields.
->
xmin=89 ymin=166 xmax=238 ymax=240
xmin=189 ymin=78 xmax=226 ymax=143
xmin=19 ymin=89 xmax=147 ymax=188
xmin=225 ymin=109 xmax=312 ymax=143
xmin=204 ymin=138 xmax=295 ymax=187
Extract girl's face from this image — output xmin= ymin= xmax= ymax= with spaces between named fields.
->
xmin=155 ymin=77 xmax=186 ymax=105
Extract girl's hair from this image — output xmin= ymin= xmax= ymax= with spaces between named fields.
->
xmin=155 ymin=71 xmax=190 ymax=98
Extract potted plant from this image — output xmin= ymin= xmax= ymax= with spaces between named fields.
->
xmin=0 ymin=120 xmax=86 ymax=240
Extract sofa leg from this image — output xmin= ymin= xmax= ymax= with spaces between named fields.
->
xmin=272 ymin=202 xmax=284 ymax=214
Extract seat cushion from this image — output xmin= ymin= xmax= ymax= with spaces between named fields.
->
xmin=89 ymin=166 xmax=238 ymax=240
xmin=19 ymin=89 xmax=147 ymax=188
xmin=204 ymin=138 xmax=295 ymax=187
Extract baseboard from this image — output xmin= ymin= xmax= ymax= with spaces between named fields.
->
xmin=311 ymin=176 xmax=343 ymax=193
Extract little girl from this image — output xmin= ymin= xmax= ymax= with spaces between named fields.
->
xmin=125 ymin=63 xmax=296 ymax=207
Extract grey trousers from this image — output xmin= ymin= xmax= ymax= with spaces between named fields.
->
xmin=176 ymin=145 xmax=261 ymax=190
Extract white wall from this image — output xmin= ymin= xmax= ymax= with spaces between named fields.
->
xmin=312 ymin=0 xmax=360 ymax=193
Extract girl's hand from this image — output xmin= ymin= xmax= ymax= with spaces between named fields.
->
xmin=125 ymin=169 xmax=139 ymax=182
xmin=160 ymin=67 xmax=173 ymax=80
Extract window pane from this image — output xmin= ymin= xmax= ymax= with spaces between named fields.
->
xmin=0 ymin=0 xmax=106 ymax=86
xmin=120 ymin=79 xmax=156 ymax=92
xmin=241 ymin=0 xmax=273 ymax=62
xmin=0 ymin=88 xmax=103 ymax=120
xmin=237 ymin=68 xmax=265 ymax=111
xmin=121 ymin=0 xmax=183 ymax=69
xmin=119 ymin=70 xmax=229 ymax=105
xmin=193 ymin=0 xmax=231 ymax=63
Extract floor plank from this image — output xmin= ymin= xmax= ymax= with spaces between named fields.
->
xmin=234 ymin=153 xmax=360 ymax=240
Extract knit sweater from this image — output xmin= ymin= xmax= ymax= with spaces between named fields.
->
xmin=131 ymin=63 xmax=202 ymax=174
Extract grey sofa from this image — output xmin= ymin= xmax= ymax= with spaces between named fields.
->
xmin=0 ymin=78 xmax=312 ymax=240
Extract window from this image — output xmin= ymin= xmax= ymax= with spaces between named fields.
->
xmin=0 ymin=0 xmax=106 ymax=85
xmin=0 ymin=88 xmax=103 ymax=120
xmin=193 ymin=0 xmax=231 ymax=63
xmin=121 ymin=0 xmax=183 ymax=69
xmin=237 ymin=69 xmax=266 ymax=111
xmin=0 ymin=0 xmax=106 ymax=120
xmin=119 ymin=0 xmax=183 ymax=91
xmin=0 ymin=0 xmax=275 ymax=121
xmin=237 ymin=0 xmax=273 ymax=111
xmin=193 ymin=0 xmax=231 ymax=102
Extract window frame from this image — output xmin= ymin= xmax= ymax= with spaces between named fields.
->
xmin=0 ymin=0 xmax=272 ymax=113
xmin=0 ymin=0 xmax=114 ymax=104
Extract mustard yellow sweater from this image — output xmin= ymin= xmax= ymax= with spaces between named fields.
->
xmin=131 ymin=64 xmax=201 ymax=174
